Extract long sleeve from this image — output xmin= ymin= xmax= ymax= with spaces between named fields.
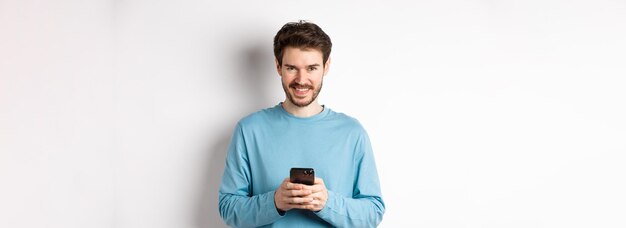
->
xmin=315 ymin=131 xmax=385 ymax=227
xmin=218 ymin=105 xmax=385 ymax=227
xmin=218 ymin=123 xmax=282 ymax=227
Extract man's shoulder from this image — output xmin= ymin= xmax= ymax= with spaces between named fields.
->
xmin=326 ymin=109 xmax=366 ymax=132
xmin=237 ymin=106 xmax=279 ymax=127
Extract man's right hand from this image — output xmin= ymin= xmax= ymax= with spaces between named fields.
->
xmin=274 ymin=178 xmax=314 ymax=212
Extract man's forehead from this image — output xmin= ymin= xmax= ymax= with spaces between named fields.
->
xmin=282 ymin=47 xmax=324 ymax=66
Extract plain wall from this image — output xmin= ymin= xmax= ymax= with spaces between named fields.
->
xmin=1 ymin=0 xmax=625 ymax=227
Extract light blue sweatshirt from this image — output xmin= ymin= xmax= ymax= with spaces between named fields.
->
xmin=218 ymin=103 xmax=385 ymax=227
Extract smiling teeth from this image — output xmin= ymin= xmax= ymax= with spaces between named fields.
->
xmin=296 ymin=88 xmax=308 ymax=91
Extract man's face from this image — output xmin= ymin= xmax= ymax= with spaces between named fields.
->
xmin=277 ymin=47 xmax=330 ymax=108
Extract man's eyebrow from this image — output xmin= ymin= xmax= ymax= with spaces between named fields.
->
xmin=283 ymin=64 xmax=321 ymax=68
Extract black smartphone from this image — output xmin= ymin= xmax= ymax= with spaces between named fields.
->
xmin=290 ymin=168 xmax=315 ymax=185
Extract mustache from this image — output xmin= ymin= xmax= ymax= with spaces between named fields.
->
xmin=289 ymin=82 xmax=313 ymax=89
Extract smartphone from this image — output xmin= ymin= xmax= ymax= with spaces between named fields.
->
xmin=290 ymin=168 xmax=315 ymax=185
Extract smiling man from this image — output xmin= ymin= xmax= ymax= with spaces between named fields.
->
xmin=218 ymin=21 xmax=385 ymax=227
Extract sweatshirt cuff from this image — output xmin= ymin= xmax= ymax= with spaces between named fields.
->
xmin=315 ymin=190 xmax=338 ymax=220
xmin=262 ymin=190 xmax=284 ymax=220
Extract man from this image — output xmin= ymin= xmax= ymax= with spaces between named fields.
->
xmin=218 ymin=21 xmax=385 ymax=227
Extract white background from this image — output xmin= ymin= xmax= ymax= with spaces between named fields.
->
xmin=1 ymin=0 xmax=625 ymax=227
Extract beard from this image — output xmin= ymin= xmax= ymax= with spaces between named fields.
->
xmin=282 ymin=80 xmax=323 ymax=107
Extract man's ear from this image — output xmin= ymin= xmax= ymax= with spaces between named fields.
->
xmin=323 ymin=57 xmax=331 ymax=76
xmin=275 ymin=58 xmax=282 ymax=77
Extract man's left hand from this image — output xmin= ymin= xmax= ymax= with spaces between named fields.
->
xmin=302 ymin=177 xmax=328 ymax=212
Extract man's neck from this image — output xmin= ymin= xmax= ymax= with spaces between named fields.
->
xmin=281 ymin=100 xmax=324 ymax=118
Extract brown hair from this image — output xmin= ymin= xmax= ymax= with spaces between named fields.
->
xmin=273 ymin=20 xmax=332 ymax=66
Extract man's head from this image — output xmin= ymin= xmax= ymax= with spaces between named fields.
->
xmin=274 ymin=21 xmax=332 ymax=108
xmin=273 ymin=21 xmax=332 ymax=67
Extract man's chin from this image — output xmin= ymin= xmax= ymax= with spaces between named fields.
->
xmin=293 ymin=101 xmax=313 ymax=108
xmin=289 ymin=97 xmax=313 ymax=107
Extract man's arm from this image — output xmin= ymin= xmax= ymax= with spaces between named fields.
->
xmin=218 ymin=123 xmax=282 ymax=227
xmin=315 ymin=131 xmax=386 ymax=227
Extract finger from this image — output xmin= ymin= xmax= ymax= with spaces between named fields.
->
xmin=290 ymin=204 xmax=310 ymax=210
xmin=293 ymin=203 xmax=319 ymax=210
xmin=310 ymin=191 xmax=321 ymax=198
xmin=286 ymin=189 xmax=312 ymax=197
xmin=280 ymin=178 xmax=290 ymax=189
xmin=289 ymin=197 xmax=313 ymax=204
xmin=307 ymin=183 xmax=327 ymax=193
xmin=308 ymin=199 xmax=323 ymax=206
xmin=285 ymin=182 xmax=305 ymax=190
xmin=308 ymin=184 xmax=323 ymax=193
xmin=300 ymin=203 xmax=320 ymax=211
xmin=308 ymin=192 xmax=325 ymax=201
xmin=314 ymin=177 xmax=324 ymax=184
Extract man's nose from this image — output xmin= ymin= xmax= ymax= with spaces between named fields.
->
xmin=294 ymin=70 xmax=307 ymax=81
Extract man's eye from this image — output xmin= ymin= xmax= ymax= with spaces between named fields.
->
xmin=286 ymin=67 xmax=295 ymax=71
xmin=308 ymin=67 xmax=317 ymax=71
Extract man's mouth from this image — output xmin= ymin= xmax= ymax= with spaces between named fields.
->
xmin=290 ymin=84 xmax=313 ymax=97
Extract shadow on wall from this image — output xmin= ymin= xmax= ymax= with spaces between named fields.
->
xmin=196 ymin=36 xmax=276 ymax=228
xmin=197 ymin=136 xmax=230 ymax=228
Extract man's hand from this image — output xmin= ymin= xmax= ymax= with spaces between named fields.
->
xmin=306 ymin=177 xmax=328 ymax=212
xmin=274 ymin=177 xmax=328 ymax=212
xmin=275 ymin=178 xmax=313 ymax=212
